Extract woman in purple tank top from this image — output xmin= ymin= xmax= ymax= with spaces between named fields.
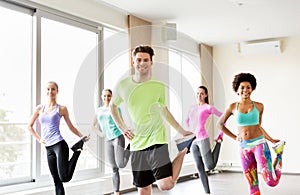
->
xmin=28 ymin=81 xmax=89 ymax=195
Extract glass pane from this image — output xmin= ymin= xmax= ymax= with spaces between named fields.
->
xmin=102 ymin=28 xmax=130 ymax=174
xmin=168 ymin=50 xmax=200 ymax=163
xmin=0 ymin=125 xmax=31 ymax=179
xmin=40 ymin=17 xmax=98 ymax=174
xmin=0 ymin=6 xmax=32 ymax=183
xmin=168 ymin=50 xmax=182 ymax=137
xmin=103 ymin=28 xmax=129 ymax=90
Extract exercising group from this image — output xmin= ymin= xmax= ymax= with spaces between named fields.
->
xmin=28 ymin=45 xmax=285 ymax=195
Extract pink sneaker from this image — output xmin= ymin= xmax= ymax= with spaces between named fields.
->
xmin=215 ymin=132 xmax=224 ymax=143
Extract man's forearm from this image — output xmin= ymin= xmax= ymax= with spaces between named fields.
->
xmin=110 ymin=104 xmax=127 ymax=132
xmin=162 ymin=107 xmax=186 ymax=134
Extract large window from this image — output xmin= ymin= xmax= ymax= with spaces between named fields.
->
xmin=103 ymin=28 xmax=129 ymax=90
xmin=168 ymin=49 xmax=200 ymax=162
xmin=40 ymin=16 xmax=99 ymax=175
xmin=0 ymin=1 xmax=121 ymax=187
xmin=102 ymin=28 xmax=131 ymax=174
xmin=0 ymin=3 xmax=33 ymax=185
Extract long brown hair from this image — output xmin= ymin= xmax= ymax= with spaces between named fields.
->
xmin=198 ymin=86 xmax=209 ymax=104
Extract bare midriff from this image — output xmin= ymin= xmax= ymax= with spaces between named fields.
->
xmin=238 ymin=125 xmax=263 ymax=140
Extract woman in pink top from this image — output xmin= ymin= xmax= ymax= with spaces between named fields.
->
xmin=186 ymin=86 xmax=223 ymax=194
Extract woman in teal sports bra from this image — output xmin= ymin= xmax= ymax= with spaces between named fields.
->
xmin=217 ymin=73 xmax=285 ymax=195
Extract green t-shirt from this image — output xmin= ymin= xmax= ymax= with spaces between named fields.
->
xmin=113 ymin=77 xmax=167 ymax=151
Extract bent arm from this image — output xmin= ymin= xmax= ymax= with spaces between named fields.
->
xmin=185 ymin=106 xmax=193 ymax=128
xmin=161 ymin=107 xmax=193 ymax=136
xmin=217 ymin=104 xmax=237 ymax=141
xmin=110 ymin=104 xmax=127 ymax=133
xmin=256 ymin=103 xmax=279 ymax=144
xmin=91 ymin=115 xmax=104 ymax=137
xmin=27 ymin=105 xmax=44 ymax=143
xmin=110 ymin=103 xmax=133 ymax=140
xmin=60 ymin=106 xmax=83 ymax=138
xmin=210 ymin=105 xmax=223 ymax=117
xmin=260 ymin=126 xmax=278 ymax=144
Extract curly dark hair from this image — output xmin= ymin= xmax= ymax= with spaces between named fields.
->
xmin=232 ymin=73 xmax=257 ymax=92
xmin=132 ymin=45 xmax=155 ymax=61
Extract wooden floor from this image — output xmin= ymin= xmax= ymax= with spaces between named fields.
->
xmin=122 ymin=172 xmax=300 ymax=195
xmin=4 ymin=172 xmax=300 ymax=195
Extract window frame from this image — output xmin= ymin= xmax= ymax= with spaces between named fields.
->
xmin=0 ymin=0 xmax=127 ymax=186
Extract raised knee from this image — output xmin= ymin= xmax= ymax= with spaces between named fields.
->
xmin=112 ymin=167 xmax=119 ymax=173
xmin=59 ymin=174 xmax=71 ymax=182
xmin=117 ymin=162 xmax=126 ymax=168
xmin=206 ymin=163 xmax=216 ymax=170
xmin=60 ymin=176 xmax=71 ymax=182
xmin=157 ymin=181 xmax=175 ymax=191
xmin=266 ymin=181 xmax=279 ymax=187
xmin=268 ymin=183 xmax=277 ymax=187
xmin=158 ymin=184 xmax=174 ymax=191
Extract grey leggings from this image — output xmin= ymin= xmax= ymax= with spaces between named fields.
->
xmin=106 ymin=135 xmax=131 ymax=192
xmin=191 ymin=137 xmax=221 ymax=194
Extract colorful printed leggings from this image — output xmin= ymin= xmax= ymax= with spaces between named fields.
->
xmin=240 ymin=136 xmax=283 ymax=195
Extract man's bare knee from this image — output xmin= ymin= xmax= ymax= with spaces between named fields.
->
xmin=157 ymin=177 xmax=175 ymax=191
xmin=138 ymin=185 xmax=152 ymax=195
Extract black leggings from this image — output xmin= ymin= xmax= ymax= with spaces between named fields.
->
xmin=46 ymin=140 xmax=81 ymax=195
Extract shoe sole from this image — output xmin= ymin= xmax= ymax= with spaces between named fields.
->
xmin=176 ymin=135 xmax=196 ymax=152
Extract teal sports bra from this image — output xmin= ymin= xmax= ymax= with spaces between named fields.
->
xmin=235 ymin=102 xmax=259 ymax=126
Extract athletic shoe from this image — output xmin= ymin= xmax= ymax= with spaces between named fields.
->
xmin=215 ymin=131 xmax=224 ymax=143
xmin=175 ymin=134 xmax=196 ymax=153
xmin=126 ymin=143 xmax=130 ymax=151
xmin=71 ymin=136 xmax=87 ymax=152
xmin=272 ymin=140 xmax=285 ymax=155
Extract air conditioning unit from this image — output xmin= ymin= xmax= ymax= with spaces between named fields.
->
xmin=239 ymin=40 xmax=282 ymax=55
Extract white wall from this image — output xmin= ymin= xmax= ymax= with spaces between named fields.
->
xmin=213 ymin=36 xmax=300 ymax=173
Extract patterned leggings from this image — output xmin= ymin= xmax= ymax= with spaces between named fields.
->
xmin=240 ymin=136 xmax=283 ymax=195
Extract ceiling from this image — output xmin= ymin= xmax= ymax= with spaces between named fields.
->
xmin=98 ymin=0 xmax=300 ymax=46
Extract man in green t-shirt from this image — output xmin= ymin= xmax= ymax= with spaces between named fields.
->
xmin=110 ymin=45 xmax=194 ymax=194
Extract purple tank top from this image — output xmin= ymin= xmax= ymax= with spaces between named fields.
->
xmin=38 ymin=104 xmax=64 ymax=146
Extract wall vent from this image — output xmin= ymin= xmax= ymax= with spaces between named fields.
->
xmin=164 ymin=22 xmax=177 ymax=40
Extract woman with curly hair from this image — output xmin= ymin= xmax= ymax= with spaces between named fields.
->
xmin=218 ymin=73 xmax=285 ymax=195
